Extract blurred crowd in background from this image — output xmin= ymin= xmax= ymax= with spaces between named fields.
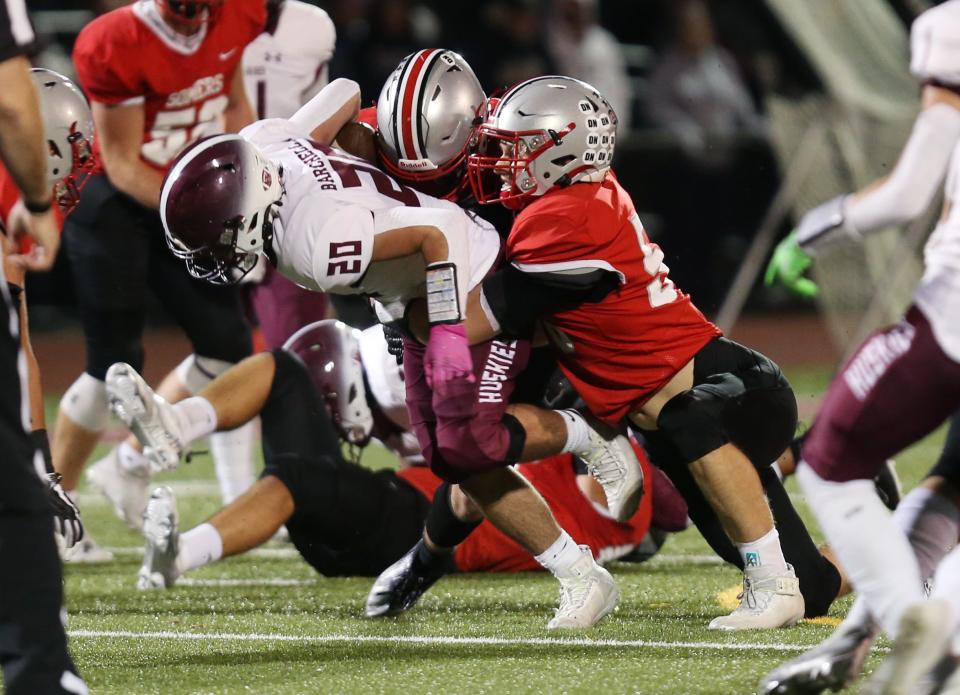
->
xmin=22 ymin=0 xmax=925 ymax=317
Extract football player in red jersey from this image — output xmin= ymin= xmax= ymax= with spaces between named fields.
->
xmin=51 ymin=0 xmax=265 ymax=558
xmin=449 ymin=75 xmax=842 ymax=630
xmin=98 ymin=321 xmax=670 ymax=590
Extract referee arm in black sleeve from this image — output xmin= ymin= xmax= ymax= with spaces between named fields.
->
xmin=480 ymin=263 xmax=622 ymax=338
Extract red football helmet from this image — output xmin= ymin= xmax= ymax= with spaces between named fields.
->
xmin=160 ymin=134 xmax=282 ymax=285
xmin=283 ymin=320 xmax=373 ymax=448
xmin=156 ymin=0 xmax=223 ymax=33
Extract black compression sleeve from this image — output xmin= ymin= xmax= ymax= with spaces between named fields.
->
xmin=481 ymin=263 xmax=621 ymax=337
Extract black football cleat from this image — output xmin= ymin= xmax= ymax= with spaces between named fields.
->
xmin=757 ymin=622 xmax=875 ymax=694
xmin=365 ymin=539 xmax=453 ymax=618
xmin=874 ymin=459 xmax=902 ymax=511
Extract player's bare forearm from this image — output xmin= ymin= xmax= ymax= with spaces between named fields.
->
xmin=223 ymin=62 xmax=255 ymax=133
xmin=93 ymin=101 xmax=164 ymax=209
xmin=0 ymin=57 xmax=53 ymax=209
xmin=371 ymin=225 xmax=450 ymax=266
xmin=103 ymin=157 xmax=164 ymax=210
xmin=464 ymin=287 xmax=499 ymax=344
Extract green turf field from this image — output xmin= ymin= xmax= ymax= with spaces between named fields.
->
xmin=56 ymin=367 xmax=947 ymax=694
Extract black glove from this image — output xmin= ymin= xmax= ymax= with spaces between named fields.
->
xmin=383 ymin=323 xmax=405 ymax=365
xmin=45 ymin=471 xmax=84 ymax=548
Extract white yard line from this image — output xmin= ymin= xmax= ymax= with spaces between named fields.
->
xmin=68 ymin=629 xmax=825 ymax=652
xmin=103 ymin=546 xmax=301 ymax=559
xmin=177 ymin=577 xmax=316 ymax=587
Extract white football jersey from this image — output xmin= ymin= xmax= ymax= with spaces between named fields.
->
xmin=240 ymin=118 xmax=501 ymax=319
xmin=909 ymin=0 xmax=960 ymax=362
xmin=243 ymin=0 xmax=335 ymax=120
xmin=915 ymin=138 xmax=960 ymax=362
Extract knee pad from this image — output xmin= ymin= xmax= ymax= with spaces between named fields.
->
xmin=174 ymin=354 xmax=235 ymax=395
xmin=59 ymin=373 xmax=108 ymax=431
xmin=435 ymin=414 xmax=525 ymax=479
xmin=656 ymin=373 xmax=745 ymax=463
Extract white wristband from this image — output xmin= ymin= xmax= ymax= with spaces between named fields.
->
xmin=426 ymin=262 xmax=462 ymax=324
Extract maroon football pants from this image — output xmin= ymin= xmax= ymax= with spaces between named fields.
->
xmin=804 ymin=306 xmax=960 ymax=482
xmin=403 ymin=335 xmax=531 ymax=482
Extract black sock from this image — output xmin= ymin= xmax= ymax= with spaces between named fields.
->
xmin=424 ymin=483 xmax=481 ymax=550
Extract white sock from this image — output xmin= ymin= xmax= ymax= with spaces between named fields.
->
xmin=116 ymin=441 xmax=149 ymax=475
xmin=931 ymin=546 xmax=960 ymax=653
xmin=174 ymin=396 xmax=218 ymax=444
xmin=534 ymin=530 xmax=586 ymax=579
xmin=210 ymin=420 xmax=256 ymax=504
xmin=797 ymin=462 xmax=924 ymax=638
xmin=175 ymin=522 xmax=223 ymax=575
xmin=834 ymin=486 xmax=960 ymax=636
xmin=895 ymin=486 xmax=960 ymax=583
xmin=558 ymin=410 xmax=592 ymax=454
xmin=736 ymin=527 xmax=789 ymax=574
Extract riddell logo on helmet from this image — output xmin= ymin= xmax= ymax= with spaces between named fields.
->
xmin=261 ymin=169 xmax=272 ymax=190
xmin=398 ymin=158 xmax=437 ymax=172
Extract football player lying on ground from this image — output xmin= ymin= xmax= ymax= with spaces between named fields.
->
xmin=372 ymin=73 xmax=847 ymax=631
xmin=156 ymin=74 xmax=650 ymax=629
xmin=102 ymin=322 xmax=683 ymax=590
xmin=760 ymin=0 xmax=960 ymax=689
xmin=314 ymin=52 xmax=853 ymax=630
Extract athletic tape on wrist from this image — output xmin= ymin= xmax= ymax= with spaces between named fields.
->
xmin=426 ymin=262 xmax=462 ymax=324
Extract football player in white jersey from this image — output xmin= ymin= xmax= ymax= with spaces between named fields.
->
xmin=243 ymin=0 xmax=335 ymax=121
xmin=762 ymin=2 xmax=960 ymax=692
xmin=158 ymin=78 xmax=644 ymax=629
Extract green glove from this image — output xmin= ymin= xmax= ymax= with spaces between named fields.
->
xmin=764 ymin=231 xmax=819 ymax=299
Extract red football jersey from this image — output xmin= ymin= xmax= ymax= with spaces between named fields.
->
xmin=73 ymin=0 xmax=266 ymax=172
xmin=506 ymin=172 xmax=721 ymax=424
xmin=397 ymin=445 xmax=654 ymax=573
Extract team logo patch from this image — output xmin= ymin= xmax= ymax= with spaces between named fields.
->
xmin=745 ymin=552 xmax=760 ymax=568
xmin=261 ymin=169 xmax=272 ymax=190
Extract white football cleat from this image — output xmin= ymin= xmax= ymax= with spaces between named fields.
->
xmin=106 ymin=363 xmax=184 ymax=473
xmin=861 ymin=600 xmax=952 ymax=695
xmin=757 ymin=621 xmax=875 ymax=693
xmin=87 ymin=447 xmax=151 ymax=531
xmin=576 ymin=428 xmax=644 ymax=522
xmin=547 ymin=545 xmax=619 ymax=629
xmin=709 ymin=564 xmax=805 ymax=631
xmin=61 ymin=531 xmax=114 ymax=564
xmin=138 ymin=486 xmax=180 ymax=590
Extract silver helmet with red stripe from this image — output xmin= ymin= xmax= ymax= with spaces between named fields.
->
xmin=467 ymin=76 xmax=617 ymax=207
xmin=376 ymin=49 xmax=486 ymax=201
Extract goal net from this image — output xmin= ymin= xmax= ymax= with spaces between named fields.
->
xmin=722 ymin=0 xmax=939 ymax=357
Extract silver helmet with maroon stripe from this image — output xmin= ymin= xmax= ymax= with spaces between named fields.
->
xmin=376 ymin=49 xmax=486 ymax=201
xmin=283 ymin=320 xmax=373 ymax=447
xmin=160 ymin=134 xmax=282 ymax=285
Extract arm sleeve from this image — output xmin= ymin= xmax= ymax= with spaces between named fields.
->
xmin=288 ymin=78 xmax=360 ymax=139
xmin=481 ymin=263 xmax=621 ymax=337
xmin=0 ymin=0 xmax=34 ymax=62
xmin=844 ymin=102 xmax=960 ymax=234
